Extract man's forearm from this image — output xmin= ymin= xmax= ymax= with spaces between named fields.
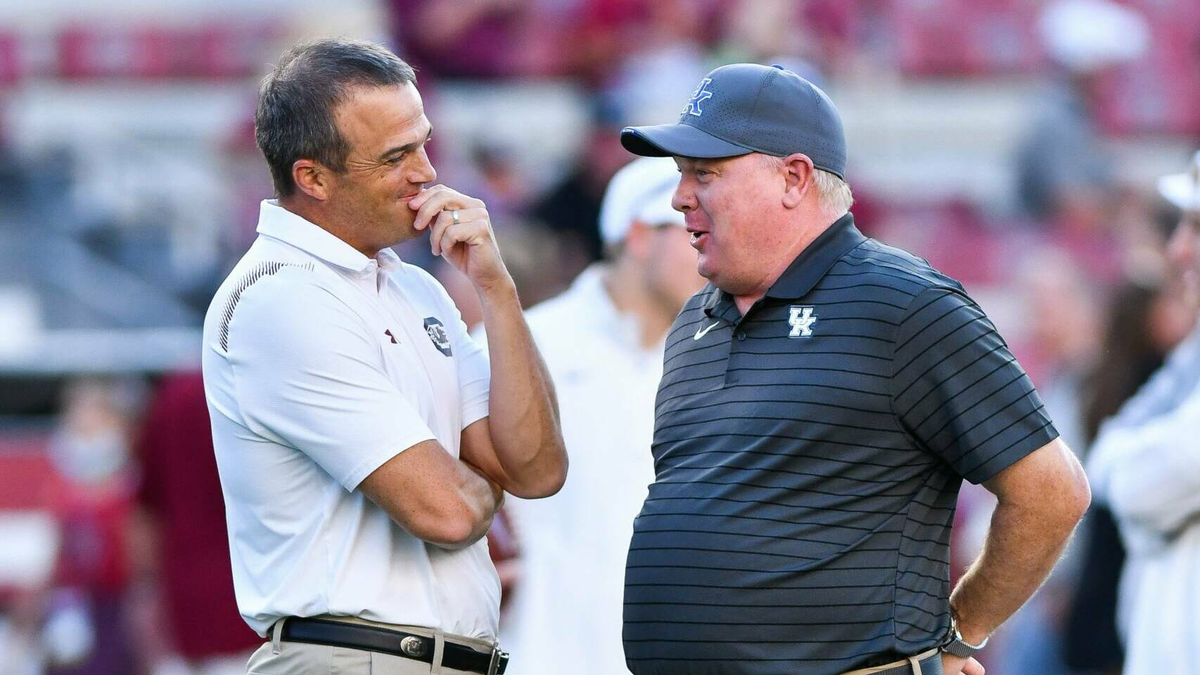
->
xmin=477 ymin=278 xmax=567 ymax=497
xmin=949 ymin=497 xmax=1080 ymax=643
xmin=444 ymin=458 xmax=504 ymax=549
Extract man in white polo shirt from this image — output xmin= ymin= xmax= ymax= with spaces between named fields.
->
xmin=201 ymin=39 xmax=567 ymax=675
xmin=494 ymin=158 xmax=703 ymax=675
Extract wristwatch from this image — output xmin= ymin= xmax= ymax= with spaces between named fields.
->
xmin=942 ymin=614 xmax=989 ymax=659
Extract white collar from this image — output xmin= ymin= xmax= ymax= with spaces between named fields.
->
xmin=256 ymin=200 xmax=406 ymax=275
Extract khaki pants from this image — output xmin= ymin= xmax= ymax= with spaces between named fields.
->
xmin=246 ymin=617 xmax=497 ymax=675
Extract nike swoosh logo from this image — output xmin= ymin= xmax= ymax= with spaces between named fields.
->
xmin=693 ymin=321 xmax=720 ymax=340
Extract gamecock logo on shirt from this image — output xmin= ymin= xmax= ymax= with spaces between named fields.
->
xmin=423 ymin=317 xmax=453 ymax=356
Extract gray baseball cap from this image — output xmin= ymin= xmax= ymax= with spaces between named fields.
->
xmin=620 ymin=63 xmax=848 ymax=180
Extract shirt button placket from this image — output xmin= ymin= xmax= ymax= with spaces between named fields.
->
xmin=723 ymin=325 xmax=746 ymax=386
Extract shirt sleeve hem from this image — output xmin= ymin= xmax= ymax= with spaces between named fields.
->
xmin=962 ymin=424 xmax=1060 ymax=485
xmin=461 ymin=400 xmax=489 ymax=429
xmin=342 ymin=432 xmax=438 ymax=491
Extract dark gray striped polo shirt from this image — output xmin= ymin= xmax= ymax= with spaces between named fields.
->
xmin=623 ymin=213 xmax=1057 ymax=675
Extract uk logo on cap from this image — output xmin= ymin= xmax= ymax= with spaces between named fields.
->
xmin=683 ymin=78 xmax=713 ymax=117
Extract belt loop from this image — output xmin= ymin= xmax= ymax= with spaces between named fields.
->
xmin=271 ymin=618 xmax=286 ymax=655
xmin=908 ymin=654 xmax=922 ymax=675
xmin=487 ymin=644 xmax=501 ymax=675
xmin=430 ymin=630 xmax=446 ymax=675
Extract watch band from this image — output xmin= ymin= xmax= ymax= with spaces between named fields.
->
xmin=943 ymin=616 xmax=989 ymax=658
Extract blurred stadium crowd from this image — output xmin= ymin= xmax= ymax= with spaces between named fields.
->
xmin=0 ymin=1 xmax=1198 ymax=674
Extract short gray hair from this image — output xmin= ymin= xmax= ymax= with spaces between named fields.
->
xmin=255 ymin=38 xmax=417 ymax=198
xmin=760 ymin=154 xmax=854 ymax=217
xmin=812 ymin=167 xmax=854 ymax=216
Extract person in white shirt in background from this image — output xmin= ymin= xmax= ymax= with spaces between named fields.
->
xmin=1087 ymin=150 xmax=1200 ymax=675
xmin=485 ymin=157 xmax=704 ymax=675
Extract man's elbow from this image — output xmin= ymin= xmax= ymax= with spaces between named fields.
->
xmin=1045 ymin=441 xmax=1092 ymax=530
xmin=427 ymin=520 xmax=483 ymax=550
xmin=406 ymin=502 xmax=491 ymax=550
xmin=1059 ymin=469 xmax=1092 ymax=530
xmin=534 ymin=459 xmax=568 ymax=498
xmin=508 ymin=456 xmax=568 ymax=499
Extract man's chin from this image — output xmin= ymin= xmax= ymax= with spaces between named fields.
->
xmin=388 ymin=216 xmax=423 ymax=245
xmin=703 ymin=271 xmax=759 ymax=297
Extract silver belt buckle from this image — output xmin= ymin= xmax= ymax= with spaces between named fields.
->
xmin=487 ymin=646 xmax=507 ymax=675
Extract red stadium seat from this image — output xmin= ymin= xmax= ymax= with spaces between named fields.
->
xmin=889 ymin=0 xmax=1043 ymax=76
xmin=0 ymin=32 xmax=20 ymax=86
xmin=56 ymin=22 xmax=281 ymax=80
xmin=0 ymin=439 xmax=64 ymax=511
xmin=1095 ymin=23 xmax=1200 ymax=135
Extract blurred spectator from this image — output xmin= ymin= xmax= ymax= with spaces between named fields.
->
xmin=1014 ymin=248 xmax=1102 ymax=451
xmin=220 ymin=116 xmax=277 ymax=265
xmin=45 ymin=379 xmax=142 ymax=675
xmin=461 ymin=142 xmax=541 ymax=222
xmin=601 ymin=0 xmax=711 ymax=125
xmin=1063 ymin=272 xmax=1196 ymax=675
xmin=389 ymin=0 xmax=568 ymax=78
xmin=1087 ymin=150 xmax=1200 ymax=675
xmin=489 ymin=157 xmax=703 ymax=675
xmin=570 ymin=0 xmax=719 ymax=86
xmin=1016 ymin=0 xmax=1149 ymax=231
xmin=530 ymin=100 xmax=632 ymax=274
xmin=712 ymin=0 xmax=824 ymax=84
xmin=0 ymin=589 xmax=45 ymax=674
xmin=128 ymin=372 xmax=259 ymax=675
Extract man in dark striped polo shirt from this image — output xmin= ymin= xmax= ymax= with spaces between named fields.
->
xmin=617 ymin=63 xmax=1092 ymax=675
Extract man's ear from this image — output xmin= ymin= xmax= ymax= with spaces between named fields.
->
xmin=292 ymin=159 xmax=332 ymax=201
xmin=780 ymin=153 xmax=815 ymax=209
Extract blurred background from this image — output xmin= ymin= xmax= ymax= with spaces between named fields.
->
xmin=0 ymin=1 xmax=1197 ymax=674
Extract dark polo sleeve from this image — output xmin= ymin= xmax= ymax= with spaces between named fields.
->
xmin=890 ymin=285 xmax=1059 ymax=483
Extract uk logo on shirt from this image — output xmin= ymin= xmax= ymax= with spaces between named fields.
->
xmin=423 ymin=317 xmax=453 ymax=356
xmin=788 ymin=306 xmax=817 ymax=338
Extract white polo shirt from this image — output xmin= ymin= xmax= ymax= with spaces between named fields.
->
xmin=480 ymin=265 xmax=661 ymax=675
xmin=201 ymin=200 xmax=499 ymax=639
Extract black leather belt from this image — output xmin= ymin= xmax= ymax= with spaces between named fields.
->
xmin=280 ymin=617 xmax=508 ymax=674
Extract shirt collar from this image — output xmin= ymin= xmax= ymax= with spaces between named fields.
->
xmin=765 ymin=212 xmax=865 ymax=299
xmin=703 ymin=212 xmax=866 ymax=319
xmin=256 ymin=200 xmax=385 ymax=274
